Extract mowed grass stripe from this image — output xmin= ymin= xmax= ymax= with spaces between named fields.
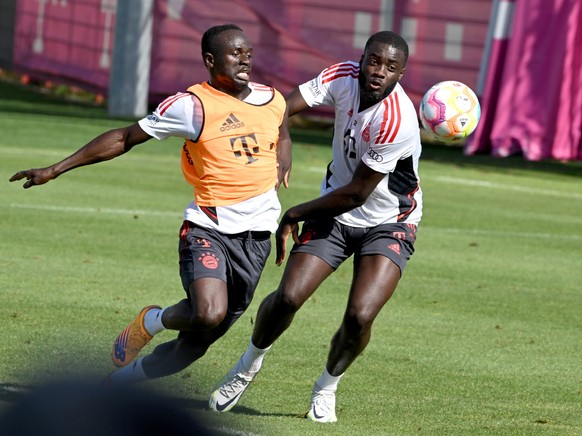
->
xmin=434 ymin=175 xmax=582 ymax=200
xmin=7 ymin=202 xmax=582 ymax=242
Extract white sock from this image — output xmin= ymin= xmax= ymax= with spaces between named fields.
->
xmin=315 ymin=367 xmax=344 ymax=393
xmin=143 ymin=307 xmax=166 ymax=335
xmin=240 ymin=340 xmax=271 ymax=374
xmin=109 ymin=358 xmax=149 ymax=384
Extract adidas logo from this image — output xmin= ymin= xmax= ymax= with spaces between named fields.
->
xmin=387 ymin=243 xmax=401 ymax=255
xmin=221 ymin=113 xmax=245 ymax=131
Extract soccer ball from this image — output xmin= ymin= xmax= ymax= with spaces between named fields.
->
xmin=419 ymin=81 xmax=481 ymax=143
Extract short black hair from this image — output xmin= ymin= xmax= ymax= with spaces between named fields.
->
xmin=365 ymin=31 xmax=409 ymax=65
xmin=201 ymin=24 xmax=243 ymax=57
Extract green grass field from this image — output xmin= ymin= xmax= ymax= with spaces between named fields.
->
xmin=1 ymin=80 xmax=581 ymax=435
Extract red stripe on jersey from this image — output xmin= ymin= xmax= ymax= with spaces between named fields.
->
xmin=376 ymin=98 xmax=393 ymax=144
xmin=159 ymin=92 xmax=189 ymax=116
xmin=397 ymin=183 xmax=419 ymax=221
xmin=322 ymin=64 xmax=358 ymax=78
xmin=200 ymin=206 xmax=218 ymax=221
xmin=322 ymin=63 xmax=359 ymax=84
xmin=376 ymin=93 xmax=402 ymax=144
xmin=197 ymin=206 xmax=219 ymax=225
xmin=251 ymin=82 xmax=273 ymax=91
xmin=322 ymin=71 xmax=359 ymax=84
xmin=387 ymin=93 xmax=402 ymax=142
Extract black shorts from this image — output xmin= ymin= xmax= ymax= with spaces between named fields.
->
xmin=178 ymin=221 xmax=271 ymax=328
xmin=291 ymin=220 xmax=417 ymax=274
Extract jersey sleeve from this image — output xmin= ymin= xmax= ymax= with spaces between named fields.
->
xmin=138 ymin=92 xmax=203 ymax=141
xmin=298 ymin=61 xmax=358 ymax=108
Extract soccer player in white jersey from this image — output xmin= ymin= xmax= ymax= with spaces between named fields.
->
xmin=210 ymin=31 xmax=422 ymax=423
xmin=10 ymin=24 xmax=291 ymax=387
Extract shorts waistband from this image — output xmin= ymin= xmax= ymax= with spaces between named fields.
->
xmin=230 ymin=230 xmax=272 ymax=240
xmin=184 ymin=221 xmax=271 ymax=240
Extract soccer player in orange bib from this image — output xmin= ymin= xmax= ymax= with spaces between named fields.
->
xmin=10 ymin=24 xmax=290 ymax=386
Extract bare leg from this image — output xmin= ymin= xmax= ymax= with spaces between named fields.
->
xmin=326 ymin=255 xmax=401 ymax=375
xmin=162 ymin=277 xmax=229 ymax=332
xmin=140 ymin=277 xmax=230 ymax=378
xmin=252 ymin=253 xmax=334 ymax=348
xmin=208 ymin=253 xmax=334 ymax=413
xmin=143 ymin=321 xmax=231 ymax=378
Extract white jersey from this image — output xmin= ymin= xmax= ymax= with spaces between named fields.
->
xmin=138 ymin=82 xmax=281 ymax=234
xmin=299 ymin=61 xmax=423 ymax=227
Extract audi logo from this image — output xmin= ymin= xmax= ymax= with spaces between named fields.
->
xmin=367 ymin=149 xmax=383 ymax=162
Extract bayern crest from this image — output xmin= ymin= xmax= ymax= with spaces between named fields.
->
xmin=362 ymin=125 xmax=370 ymax=142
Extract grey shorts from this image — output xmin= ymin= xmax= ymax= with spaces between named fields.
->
xmin=291 ymin=220 xmax=417 ymax=274
xmin=178 ymin=221 xmax=271 ymax=325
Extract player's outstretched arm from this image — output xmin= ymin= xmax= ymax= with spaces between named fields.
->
xmin=9 ymin=123 xmax=152 ymax=189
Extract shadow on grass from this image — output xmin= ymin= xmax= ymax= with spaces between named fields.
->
xmin=0 ymin=382 xmax=297 ymax=417
xmin=0 ymin=383 xmax=30 ymax=404
xmin=289 ymin=125 xmax=333 ymax=147
xmin=0 ymin=79 xmax=134 ymax=122
xmin=420 ymin=142 xmax=582 ymax=179
xmin=175 ymin=396 xmax=300 ymax=418
xmin=0 ymin=381 xmax=226 ymax=435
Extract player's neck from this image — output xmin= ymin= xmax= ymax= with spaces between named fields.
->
xmin=359 ymin=82 xmax=397 ymax=112
xmin=208 ymin=80 xmax=251 ymax=100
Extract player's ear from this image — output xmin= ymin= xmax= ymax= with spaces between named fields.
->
xmin=398 ymin=66 xmax=406 ymax=80
xmin=203 ymin=52 xmax=214 ymax=69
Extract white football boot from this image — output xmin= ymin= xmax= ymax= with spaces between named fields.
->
xmin=305 ymin=383 xmax=338 ymax=423
xmin=209 ymin=361 xmax=255 ymax=412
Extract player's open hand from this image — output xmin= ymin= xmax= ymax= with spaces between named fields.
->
xmin=275 ymin=218 xmax=299 ymax=266
xmin=9 ymin=167 xmax=55 ymax=189
xmin=275 ymin=163 xmax=291 ymax=190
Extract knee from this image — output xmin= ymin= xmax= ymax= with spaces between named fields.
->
xmin=344 ymin=307 xmax=375 ymax=335
xmin=273 ymin=286 xmax=305 ymax=314
xmin=186 ymin=305 xmax=226 ymax=331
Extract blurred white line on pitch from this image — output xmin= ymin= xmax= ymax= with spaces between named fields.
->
xmin=435 ymin=176 xmax=582 ymax=200
xmin=10 ymin=203 xmax=178 ymax=217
